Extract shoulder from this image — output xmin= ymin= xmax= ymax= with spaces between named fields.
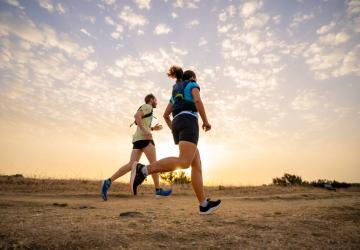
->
xmin=140 ymin=104 xmax=152 ymax=114
xmin=187 ymin=81 xmax=200 ymax=90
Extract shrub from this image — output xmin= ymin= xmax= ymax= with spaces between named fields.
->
xmin=160 ymin=171 xmax=191 ymax=185
xmin=310 ymin=179 xmax=351 ymax=188
xmin=273 ymin=173 xmax=354 ymax=188
xmin=272 ymin=173 xmax=304 ymax=186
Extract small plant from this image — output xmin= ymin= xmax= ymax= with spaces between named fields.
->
xmin=272 ymin=173 xmax=304 ymax=186
xmin=160 ymin=171 xmax=191 ymax=185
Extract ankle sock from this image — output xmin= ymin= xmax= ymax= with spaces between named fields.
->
xmin=200 ymin=198 xmax=209 ymax=207
xmin=141 ymin=165 xmax=148 ymax=176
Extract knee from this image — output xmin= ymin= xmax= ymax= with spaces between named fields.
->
xmin=177 ymin=158 xmax=192 ymax=169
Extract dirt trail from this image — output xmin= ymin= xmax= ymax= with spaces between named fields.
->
xmin=0 ymin=178 xmax=360 ymax=249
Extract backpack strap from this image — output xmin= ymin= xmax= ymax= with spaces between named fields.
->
xmin=173 ymin=81 xmax=190 ymax=101
xmin=142 ymin=111 xmax=153 ymax=119
xmin=130 ymin=105 xmax=153 ymax=127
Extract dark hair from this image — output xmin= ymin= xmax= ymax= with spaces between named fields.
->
xmin=183 ymin=70 xmax=196 ymax=81
xmin=144 ymin=93 xmax=155 ymax=104
xmin=167 ymin=65 xmax=183 ymax=81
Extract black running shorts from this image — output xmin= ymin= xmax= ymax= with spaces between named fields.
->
xmin=132 ymin=140 xmax=155 ymax=149
xmin=172 ymin=114 xmax=199 ymax=145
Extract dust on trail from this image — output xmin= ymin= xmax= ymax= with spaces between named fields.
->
xmin=0 ymin=177 xmax=360 ymax=249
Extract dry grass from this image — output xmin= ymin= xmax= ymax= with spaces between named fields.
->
xmin=0 ymin=175 xmax=359 ymax=249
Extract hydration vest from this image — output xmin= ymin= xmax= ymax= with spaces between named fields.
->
xmin=171 ymin=80 xmax=198 ymax=117
xmin=130 ymin=105 xmax=154 ymax=127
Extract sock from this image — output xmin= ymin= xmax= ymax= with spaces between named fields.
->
xmin=141 ymin=165 xmax=148 ymax=177
xmin=200 ymin=198 xmax=209 ymax=207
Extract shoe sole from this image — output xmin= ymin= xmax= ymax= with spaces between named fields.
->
xmin=199 ymin=203 xmax=221 ymax=215
xmin=155 ymin=190 xmax=172 ymax=198
xmin=100 ymin=180 xmax=107 ymax=201
xmin=130 ymin=161 xmax=138 ymax=195
xmin=155 ymin=194 xmax=171 ymax=198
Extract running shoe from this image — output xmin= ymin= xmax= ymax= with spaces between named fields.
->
xmin=199 ymin=199 xmax=221 ymax=215
xmin=155 ymin=188 xmax=172 ymax=197
xmin=101 ymin=178 xmax=112 ymax=201
xmin=130 ymin=162 xmax=146 ymax=195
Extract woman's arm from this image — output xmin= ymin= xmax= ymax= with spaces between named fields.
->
xmin=163 ymin=102 xmax=173 ymax=130
xmin=192 ymin=88 xmax=211 ymax=131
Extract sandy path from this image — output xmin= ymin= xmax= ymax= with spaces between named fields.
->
xmin=1 ymin=190 xmax=360 ymax=249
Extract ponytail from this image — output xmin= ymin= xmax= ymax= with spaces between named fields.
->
xmin=167 ymin=65 xmax=183 ymax=81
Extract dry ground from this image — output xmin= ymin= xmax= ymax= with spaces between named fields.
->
xmin=0 ymin=176 xmax=359 ymax=249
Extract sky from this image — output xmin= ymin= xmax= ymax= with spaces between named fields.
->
xmin=0 ymin=0 xmax=359 ymax=185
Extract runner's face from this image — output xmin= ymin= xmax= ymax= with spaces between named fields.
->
xmin=151 ymin=98 xmax=157 ymax=108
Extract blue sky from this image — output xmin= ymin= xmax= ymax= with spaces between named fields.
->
xmin=0 ymin=0 xmax=359 ymax=184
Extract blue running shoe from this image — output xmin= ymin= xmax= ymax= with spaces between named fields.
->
xmin=101 ymin=178 xmax=112 ymax=201
xmin=155 ymin=188 xmax=172 ymax=198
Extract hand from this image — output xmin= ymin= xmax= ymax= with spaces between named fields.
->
xmin=152 ymin=124 xmax=163 ymax=131
xmin=202 ymin=121 xmax=211 ymax=132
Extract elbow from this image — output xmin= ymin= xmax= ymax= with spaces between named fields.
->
xmin=163 ymin=112 xmax=170 ymax=120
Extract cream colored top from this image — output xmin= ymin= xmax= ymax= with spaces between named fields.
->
xmin=132 ymin=104 xmax=153 ymax=142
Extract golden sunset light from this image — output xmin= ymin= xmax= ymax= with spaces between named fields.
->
xmin=0 ymin=0 xmax=359 ymax=185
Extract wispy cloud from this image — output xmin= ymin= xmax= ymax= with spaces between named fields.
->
xmin=291 ymin=90 xmax=322 ymax=111
xmin=240 ymin=0 xmax=263 ymax=18
xmin=153 ymin=23 xmax=172 ymax=35
xmin=171 ymin=12 xmax=178 ymax=19
xmin=4 ymin=0 xmax=24 ymax=9
xmin=83 ymin=60 xmax=98 ymax=72
xmin=173 ymin=0 xmax=200 ymax=9
xmin=0 ymin=11 xmax=94 ymax=61
xmin=101 ymin=0 xmax=115 ymax=6
xmin=119 ymin=6 xmax=148 ymax=30
xmin=37 ymin=0 xmax=54 ymax=12
xmin=198 ymin=37 xmax=208 ymax=47
xmin=80 ymin=28 xmax=92 ymax=37
xmin=316 ymin=21 xmax=336 ymax=35
xmin=36 ymin=0 xmax=65 ymax=14
xmin=186 ymin=19 xmax=199 ymax=28
xmin=290 ymin=12 xmax=314 ymax=28
xmin=319 ymin=32 xmax=350 ymax=46
xmin=135 ymin=0 xmax=151 ymax=10
xmin=244 ymin=13 xmax=269 ymax=29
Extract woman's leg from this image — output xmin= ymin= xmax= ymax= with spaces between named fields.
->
xmin=191 ymin=149 xmax=206 ymax=203
xmin=110 ymin=149 xmax=142 ymax=182
xmin=142 ymin=143 xmax=160 ymax=189
xmin=147 ymin=141 xmax=197 ymax=174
